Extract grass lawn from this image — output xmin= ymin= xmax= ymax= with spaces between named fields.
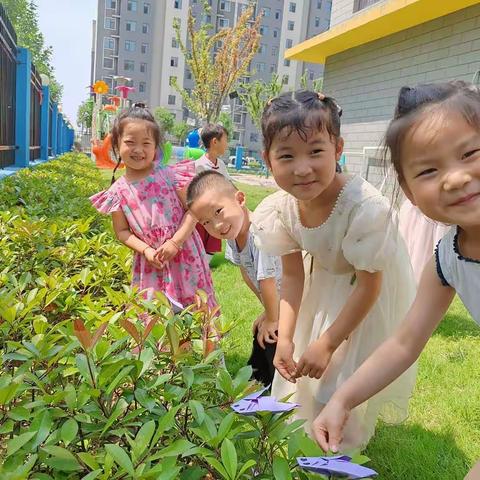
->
xmin=212 ymin=183 xmax=480 ymax=479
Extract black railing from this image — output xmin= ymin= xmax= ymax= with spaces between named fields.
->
xmin=0 ymin=3 xmax=17 ymax=168
xmin=29 ymin=63 xmax=42 ymax=161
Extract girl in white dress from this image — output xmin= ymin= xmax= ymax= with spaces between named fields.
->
xmin=251 ymin=90 xmax=417 ymax=449
xmin=312 ymin=82 xmax=480 ymax=477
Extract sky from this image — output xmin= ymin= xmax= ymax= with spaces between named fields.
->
xmin=36 ymin=0 xmax=97 ymax=128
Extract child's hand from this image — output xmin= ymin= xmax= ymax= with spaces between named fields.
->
xmin=256 ymin=317 xmax=278 ymax=349
xmin=156 ymin=239 xmax=180 ymax=263
xmin=144 ymin=246 xmax=165 ymax=270
xmin=252 ymin=312 xmax=266 ymax=334
xmin=273 ymin=339 xmax=296 ymax=383
xmin=312 ymin=397 xmax=350 ymax=453
xmin=294 ymin=337 xmax=334 ymax=379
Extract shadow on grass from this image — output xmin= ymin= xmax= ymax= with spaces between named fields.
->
xmin=433 ymin=298 xmax=480 ymax=339
xmin=366 ymin=422 xmax=470 ymax=479
xmin=209 ymin=252 xmax=229 ymax=269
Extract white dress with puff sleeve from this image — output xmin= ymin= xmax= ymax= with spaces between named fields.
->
xmin=251 ymin=175 xmax=417 ymax=448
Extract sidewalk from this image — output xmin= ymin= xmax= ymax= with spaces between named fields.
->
xmin=229 ymin=172 xmax=278 ymax=188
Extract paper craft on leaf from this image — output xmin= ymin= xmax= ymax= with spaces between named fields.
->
xmin=231 ymin=385 xmax=299 ymax=415
xmin=297 ymin=456 xmax=377 ymax=479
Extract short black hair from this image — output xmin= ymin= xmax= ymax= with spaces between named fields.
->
xmin=187 ymin=170 xmax=237 ymax=208
xmin=201 ymin=123 xmax=228 ymax=149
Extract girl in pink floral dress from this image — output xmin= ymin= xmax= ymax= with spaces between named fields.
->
xmin=90 ymin=104 xmax=216 ymax=310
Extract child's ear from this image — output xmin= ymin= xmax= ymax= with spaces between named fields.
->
xmin=335 ymin=137 xmax=344 ymax=162
xmin=262 ymin=150 xmax=272 ymax=170
xmin=235 ymin=190 xmax=246 ymax=206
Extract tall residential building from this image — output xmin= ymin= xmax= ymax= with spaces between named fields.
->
xmin=92 ymin=0 xmax=332 ymax=158
xmin=285 ymin=0 xmax=480 ymax=183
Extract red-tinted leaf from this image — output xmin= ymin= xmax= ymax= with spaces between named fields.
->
xmin=120 ymin=318 xmax=141 ymax=344
xmin=142 ymin=317 xmax=157 ymax=341
xmin=73 ymin=319 xmax=92 ymax=350
xmin=91 ymin=322 xmax=108 ymax=348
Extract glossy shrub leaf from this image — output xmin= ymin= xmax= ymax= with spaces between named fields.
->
xmin=105 ymin=444 xmax=135 ymax=476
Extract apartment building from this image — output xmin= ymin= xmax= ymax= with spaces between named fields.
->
xmin=285 ymin=0 xmax=480 ymax=182
xmin=92 ymin=0 xmax=332 ymax=158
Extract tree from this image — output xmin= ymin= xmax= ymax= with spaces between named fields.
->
xmin=154 ymin=107 xmax=175 ymax=134
xmin=218 ymin=111 xmax=233 ymax=140
xmin=2 ymin=0 xmax=63 ymax=101
xmin=237 ymin=74 xmax=283 ymax=129
xmin=77 ymin=98 xmax=94 ymax=131
xmin=171 ymin=121 xmax=190 ymax=146
xmin=173 ymin=2 xmax=261 ymax=123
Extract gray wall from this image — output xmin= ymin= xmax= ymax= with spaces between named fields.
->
xmin=323 ymin=3 xmax=480 ymax=182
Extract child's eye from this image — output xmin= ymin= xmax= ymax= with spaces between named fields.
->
xmin=215 ymin=208 xmax=222 ymax=216
xmin=311 ymin=149 xmax=323 ymax=155
xmin=278 ymin=154 xmax=293 ymax=160
xmin=415 ymin=168 xmax=437 ymax=178
xmin=462 ymin=149 xmax=480 ymax=159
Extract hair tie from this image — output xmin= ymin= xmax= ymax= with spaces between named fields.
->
xmin=133 ymin=102 xmax=146 ymax=108
xmin=267 ymin=97 xmax=275 ymax=106
xmin=317 ymin=92 xmax=326 ymax=101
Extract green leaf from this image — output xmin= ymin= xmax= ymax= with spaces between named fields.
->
xmin=76 ymin=353 xmax=95 ymax=386
xmin=105 ymin=365 xmax=134 ymax=395
xmin=273 ymin=456 xmax=293 ymax=480
xmin=105 ymin=444 xmax=135 ymax=476
xmin=221 ymin=438 xmax=237 ymax=480
xmin=152 ymin=439 xmax=195 ymax=459
xmin=78 ymin=452 xmax=100 ymax=471
xmin=350 ymin=454 xmax=371 ymax=465
xmin=134 ymin=388 xmax=157 ymax=412
xmin=215 ymin=412 xmax=235 ymax=446
xmin=204 ymin=457 xmax=229 ymax=479
xmin=6 ymin=431 xmax=36 ymax=457
xmin=232 ymin=365 xmax=252 ymax=394
xmin=182 ymin=366 xmax=194 ymax=388
xmin=189 ymin=400 xmax=205 ymax=425
xmin=42 ymin=445 xmax=82 ymax=471
xmin=81 ymin=470 xmax=102 ymax=480
xmin=133 ymin=420 xmax=155 ymax=460
xmin=216 ymin=369 xmax=234 ymax=397
xmin=151 ymin=405 xmax=181 ymax=444
xmin=236 ymin=459 xmax=257 ymax=478
xmin=297 ymin=434 xmax=324 ymax=457
xmin=60 ymin=418 xmax=78 ymax=446
xmin=30 ymin=410 xmax=53 ymax=449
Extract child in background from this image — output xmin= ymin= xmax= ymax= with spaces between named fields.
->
xmin=195 ymin=124 xmax=230 ymax=261
xmin=312 ymin=82 xmax=480 ymax=478
xmin=252 ymin=90 xmax=417 ymax=448
xmin=187 ymin=170 xmax=281 ymax=386
xmin=90 ymin=104 xmax=216 ymax=311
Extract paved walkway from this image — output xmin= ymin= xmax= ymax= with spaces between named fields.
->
xmin=229 ymin=173 xmax=278 ymax=188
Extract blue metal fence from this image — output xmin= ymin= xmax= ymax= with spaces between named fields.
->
xmin=0 ymin=4 xmax=74 ymax=174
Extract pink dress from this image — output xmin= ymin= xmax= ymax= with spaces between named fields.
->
xmin=90 ymin=156 xmax=217 ymax=310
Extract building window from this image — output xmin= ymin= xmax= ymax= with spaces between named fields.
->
xmin=232 ymin=131 xmax=240 ymax=141
xmin=103 ymin=76 xmax=113 ymax=88
xmin=259 ymin=44 xmax=267 ymax=54
xmin=126 ymin=21 xmax=136 ymax=32
xmin=124 ymin=60 xmax=135 ymax=71
xmin=219 ymin=0 xmax=230 ymax=11
xmin=106 ymin=0 xmax=117 ymax=9
xmin=140 ymin=62 xmax=147 ymax=73
xmin=273 ymin=29 xmax=279 ymax=38
xmin=172 ymin=37 xmax=178 ymax=48
xmin=168 ymin=95 xmax=176 ymax=105
xmin=289 ymin=2 xmax=296 ymax=12
xmin=353 ymin=0 xmax=381 ymax=12
xmin=282 ymin=74 xmax=289 ymax=84
xmin=104 ymin=37 xmax=115 ymax=50
xmin=256 ymin=62 xmax=266 ymax=72
xmin=317 ymin=0 xmax=322 ymax=7
xmin=218 ymin=17 xmax=229 ymax=28
xmin=170 ymin=56 xmax=178 ymax=67
xmin=141 ymin=43 xmax=148 ymax=54
xmin=309 ymin=70 xmax=315 ymax=80
xmin=284 ymin=59 xmax=291 ymax=67
xmin=315 ymin=17 xmax=321 ymax=27
xmin=103 ymin=57 xmax=114 ymax=69
xmin=104 ymin=17 xmax=117 ymax=30
xmin=275 ymin=10 xmax=281 ymax=19
xmin=259 ymin=25 xmax=268 ymax=35
xmin=139 ymin=81 xmax=146 ymax=93
xmin=142 ymin=23 xmax=149 ymax=34
xmin=270 ymin=64 xmax=276 ymax=73
xmin=169 ymin=75 xmax=177 ymax=86
xmin=125 ymin=40 xmax=136 ymax=51
xmin=261 ymin=7 xmax=270 ymax=17
xmin=186 ymin=69 xmax=192 ymax=80
xmin=203 ymin=14 xmax=211 ymax=23
xmin=174 ymin=0 xmax=182 ymax=7
xmin=272 ymin=46 xmax=278 ymax=56
xmin=250 ymin=133 xmax=259 ymax=143
xmin=127 ymin=0 xmax=137 ymax=12
xmin=143 ymin=2 xmax=151 ymax=14
xmin=233 ymin=113 xmax=242 ymax=124
xmin=288 ymin=21 xmax=295 ymax=31
xmin=286 ymin=39 xmax=293 ymax=48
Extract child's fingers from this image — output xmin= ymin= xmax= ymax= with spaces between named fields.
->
xmin=257 ymin=331 xmax=266 ymax=349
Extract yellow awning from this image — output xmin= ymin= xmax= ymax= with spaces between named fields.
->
xmin=286 ymin=0 xmax=480 ymax=63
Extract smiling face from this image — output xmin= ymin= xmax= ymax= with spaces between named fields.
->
xmin=263 ymin=126 xmax=343 ymax=203
xmin=189 ymin=188 xmax=247 ymax=241
xmin=118 ymin=120 xmax=157 ymax=173
xmin=401 ymin=109 xmax=480 ymax=228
